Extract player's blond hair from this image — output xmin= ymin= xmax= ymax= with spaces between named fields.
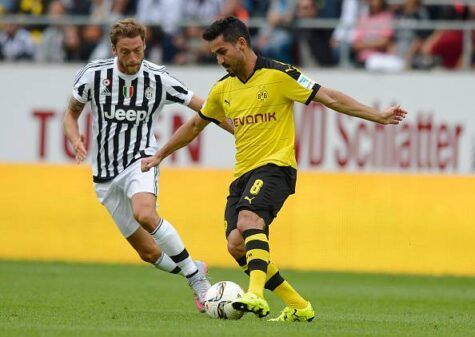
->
xmin=110 ymin=18 xmax=146 ymax=46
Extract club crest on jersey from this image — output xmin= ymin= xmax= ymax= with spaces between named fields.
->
xmin=123 ymin=86 xmax=134 ymax=99
xmin=144 ymin=86 xmax=154 ymax=100
xmin=257 ymin=85 xmax=268 ymax=102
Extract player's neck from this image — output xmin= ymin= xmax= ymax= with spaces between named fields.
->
xmin=116 ymin=59 xmax=141 ymax=76
xmin=236 ymin=51 xmax=257 ymax=83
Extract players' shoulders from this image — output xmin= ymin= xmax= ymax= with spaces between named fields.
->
xmin=80 ymin=58 xmax=115 ymax=71
xmin=74 ymin=58 xmax=114 ymax=83
xmin=255 ymin=56 xmax=302 ymax=81
xmin=209 ymin=73 xmax=231 ymax=95
xmin=142 ymin=60 xmax=167 ymax=74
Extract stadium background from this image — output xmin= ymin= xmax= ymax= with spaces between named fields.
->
xmin=1 ymin=0 xmax=475 ymax=276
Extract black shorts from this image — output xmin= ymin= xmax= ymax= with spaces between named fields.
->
xmin=224 ymin=164 xmax=297 ymax=238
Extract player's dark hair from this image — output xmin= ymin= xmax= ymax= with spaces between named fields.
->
xmin=202 ymin=16 xmax=251 ymax=47
xmin=110 ymin=18 xmax=146 ymax=46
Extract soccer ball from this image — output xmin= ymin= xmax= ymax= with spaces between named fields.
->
xmin=204 ymin=281 xmax=244 ymax=320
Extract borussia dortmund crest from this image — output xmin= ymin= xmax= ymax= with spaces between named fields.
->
xmin=257 ymin=85 xmax=268 ymax=102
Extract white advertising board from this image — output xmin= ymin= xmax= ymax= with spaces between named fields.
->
xmin=0 ymin=64 xmax=473 ymax=174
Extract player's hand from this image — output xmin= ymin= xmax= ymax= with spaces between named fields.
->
xmin=380 ymin=105 xmax=408 ymax=125
xmin=141 ymin=155 xmax=162 ymax=172
xmin=73 ymin=134 xmax=87 ymax=163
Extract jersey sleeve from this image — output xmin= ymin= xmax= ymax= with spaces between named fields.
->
xmin=280 ymin=67 xmax=321 ymax=105
xmin=161 ymin=70 xmax=194 ymax=106
xmin=72 ymin=65 xmax=93 ymax=104
xmin=199 ymin=84 xmax=226 ymax=124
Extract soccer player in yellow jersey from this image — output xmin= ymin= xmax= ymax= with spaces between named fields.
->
xmin=142 ymin=17 xmax=407 ymax=322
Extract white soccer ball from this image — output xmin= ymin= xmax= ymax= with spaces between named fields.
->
xmin=204 ymin=281 xmax=244 ymax=320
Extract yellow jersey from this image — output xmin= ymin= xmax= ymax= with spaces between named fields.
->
xmin=200 ymin=56 xmax=320 ymax=177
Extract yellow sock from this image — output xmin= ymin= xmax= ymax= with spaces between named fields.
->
xmin=248 ymin=270 xmax=267 ymax=298
xmin=243 ymin=229 xmax=269 ymax=298
xmin=266 ymin=261 xmax=308 ymax=309
xmin=273 ymin=281 xmax=308 ymax=309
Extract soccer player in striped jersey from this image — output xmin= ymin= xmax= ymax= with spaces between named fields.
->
xmin=63 ymin=18 xmax=232 ymax=312
xmin=142 ymin=17 xmax=407 ymax=321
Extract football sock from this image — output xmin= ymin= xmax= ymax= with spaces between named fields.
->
xmin=267 ymin=262 xmax=308 ymax=309
xmin=242 ymin=228 xmax=269 ymax=298
xmin=236 ymin=255 xmax=250 ymax=275
xmin=153 ymin=252 xmax=181 ymax=274
xmin=150 ymin=218 xmax=198 ymax=278
xmin=235 ymin=257 xmax=307 ymax=309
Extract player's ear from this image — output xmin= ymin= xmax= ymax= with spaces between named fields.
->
xmin=236 ymin=38 xmax=244 ymax=51
xmin=112 ymin=44 xmax=117 ymax=56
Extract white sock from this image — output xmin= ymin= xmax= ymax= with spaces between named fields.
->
xmin=151 ymin=218 xmax=198 ymax=278
xmin=153 ymin=252 xmax=181 ymax=274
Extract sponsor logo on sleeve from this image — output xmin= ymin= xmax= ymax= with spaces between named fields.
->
xmin=297 ymin=74 xmax=316 ymax=90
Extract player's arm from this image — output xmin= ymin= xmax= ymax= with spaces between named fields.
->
xmin=63 ymin=97 xmax=87 ymax=163
xmin=141 ymin=113 xmax=210 ymax=172
xmin=188 ymin=94 xmax=234 ymax=135
xmin=313 ymin=87 xmax=407 ymax=125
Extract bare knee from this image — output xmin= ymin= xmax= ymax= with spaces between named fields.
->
xmin=137 ymin=246 xmax=161 ymax=264
xmin=131 ymin=193 xmax=159 ymax=232
xmin=133 ymin=209 xmax=158 ymax=232
xmin=227 ymin=229 xmax=245 ymax=259
xmin=236 ymin=210 xmax=265 ymax=233
xmin=227 ymin=240 xmax=245 ymax=259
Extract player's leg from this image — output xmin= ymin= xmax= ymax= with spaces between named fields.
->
xmin=228 ymin=230 xmax=310 ymax=314
xmin=230 ymin=164 xmax=314 ymax=320
xmin=236 ymin=210 xmax=269 ymax=299
xmin=131 ymin=192 xmax=199 ymax=278
xmin=126 ymin=162 xmax=210 ymax=311
xmin=233 ymin=166 xmax=278 ymax=304
xmin=222 ymin=176 xmax=268 ymax=317
xmin=96 ymin=180 xmax=183 ymax=274
xmin=126 ymin=225 xmax=180 ymax=273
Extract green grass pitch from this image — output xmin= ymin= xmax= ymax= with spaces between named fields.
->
xmin=0 ymin=260 xmax=474 ymax=337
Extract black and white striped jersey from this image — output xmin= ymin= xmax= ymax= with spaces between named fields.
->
xmin=72 ymin=57 xmax=193 ymax=183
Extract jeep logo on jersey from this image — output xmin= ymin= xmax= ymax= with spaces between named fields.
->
xmin=103 ymin=106 xmax=147 ymax=124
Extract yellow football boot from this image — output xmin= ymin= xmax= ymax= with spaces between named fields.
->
xmin=231 ymin=292 xmax=270 ymax=318
xmin=268 ymin=302 xmax=315 ymax=322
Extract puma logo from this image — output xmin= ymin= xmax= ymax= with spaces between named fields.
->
xmin=244 ymin=196 xmax=255 ymax=204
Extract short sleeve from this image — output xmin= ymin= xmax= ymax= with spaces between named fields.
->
xmin=199 ymin=84 xmax=226 ymax=124
xmin=72 ymin=66 xmax=92 ymax=104
xmin=161 ymin=70 xmax=193 ymax=106
xmin=280 ymin=67 xmax=321 ymax=105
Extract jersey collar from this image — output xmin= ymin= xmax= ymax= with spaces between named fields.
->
xmin=237 ymin=55 xmax=266 ymax=84
xmin=114 ymin=57 xmax=144 ymax=80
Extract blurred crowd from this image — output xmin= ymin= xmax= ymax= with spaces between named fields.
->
xmin=0 ymin=0 xmax=474 ymax=70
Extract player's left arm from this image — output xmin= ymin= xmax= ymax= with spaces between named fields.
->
xmin=313 ymin=87 xmax=407 ymax=125
xmin=188 ymin=94 xmax=234 ymax=134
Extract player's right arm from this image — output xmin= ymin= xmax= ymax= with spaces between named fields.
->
xmin=141 ymin=114 xmax=210 ymax=172
xmin=64 ymin=65 xmax=92 ymax=163
xmin=187 ymin=94 xmax=234 ymax=135
xmin=142 ymin=82 xmax=227 ymax=172
xmin=63 ymin=97 xmax=87 ymax=163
